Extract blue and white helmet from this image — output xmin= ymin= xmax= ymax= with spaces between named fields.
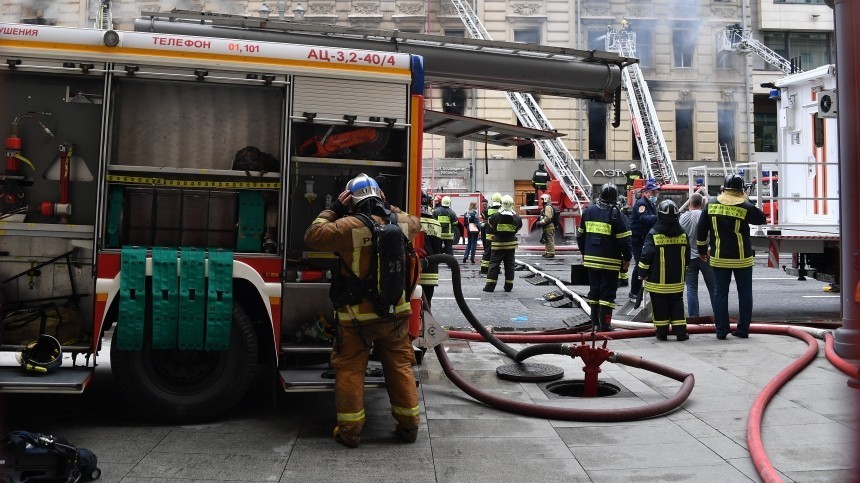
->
xmin=346 ymin=173 xmax=382 ymax=206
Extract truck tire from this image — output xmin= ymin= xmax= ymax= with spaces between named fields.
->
xmin=110 ymin=304 xmax=259 ymax=423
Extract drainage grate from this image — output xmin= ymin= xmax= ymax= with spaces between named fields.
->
xmin=546 ymin=380 xmax=621 ymax=397
xmin=496 ymin=362 xmax=564 ymax=382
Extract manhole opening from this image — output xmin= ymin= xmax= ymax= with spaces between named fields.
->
xmin=546 ymin=380 xmax=621 ymax=398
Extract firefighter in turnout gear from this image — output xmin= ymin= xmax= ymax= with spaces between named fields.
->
xmin=537 ymin=193 xmax=555 ymax=258
xmin=577 ymin=183 xmax=632 ymax=332
xmin=480 ymin=192 xmax=502 ymax=274
xmin=484 ymin=195 xmax=522 ymax=292
xmin=697 ymin=173 xmax=766 ymax=340
xmin=418 ymin=192 xmax=443 ymax=306
xmin=531 ymin=162 xmax=550 ymax=200
xmin=624 ymin=163 xmax=643 ymax=194
xmin=433 ymin=195 xmax=457 ymax=255
xmin=628 ymin=180 xmax=659 ymax=301
xmin=304 ymin=174 xmax=421 ymax=449
xmin=638 ymin=200 xmax=689 ymax=341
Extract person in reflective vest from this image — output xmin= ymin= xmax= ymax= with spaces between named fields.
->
xmin=484 ymin=195 xmax=522 ymax=293
xmin=480 ymin=192 xmax=502 ymax=274
xmin=537 ymin=193 xmax=555 ymax=258
xmin=577 ymin=183 xmax=632 ymax=332
xmin=433 ymin=195 xmax=457 ymax=256
xmin=697 ymin=173 xmax=766 ymax=340
xmin=418 ymin=193 xmax=443 ymax=306
xmin=638 ymin=199 xmax=689 ymax=341
xmin=532 ymin=162 xmax=550 ymax=200
xmin=304 ymin=173 xmax=421 ymax=448
xmin=624 ymin=163 xmax=643 ymax=194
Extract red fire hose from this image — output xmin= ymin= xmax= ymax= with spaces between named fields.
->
xmin=824 ymin=332 xmax=860 ymax=379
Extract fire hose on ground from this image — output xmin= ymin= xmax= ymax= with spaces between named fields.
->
xmin=423 ymin=255 xmax=856 ymax=483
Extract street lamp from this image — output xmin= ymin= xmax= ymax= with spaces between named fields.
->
xmin=258 ymin=2 xmax=271 ymax=18
xmin=293 ymin=2 xmax=306 ymax=20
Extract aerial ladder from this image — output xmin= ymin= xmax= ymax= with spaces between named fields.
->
xmin=717 ymin=24 xmax=801 ymax=75
xmin=719 ymin=143 xmax=733 ymax=176
xmin=606 ymin=25 xmax=678 ymax=185
xmin=95 ymin=0 xmax=112 ymax=29
xmin=449 ymin=0 xmax=593 ymax=211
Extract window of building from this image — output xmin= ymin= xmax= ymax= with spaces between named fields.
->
xmin=634 ymin=26 xmax=655 ymax=68
xmin=445 ymin=137 xmax=463 ymax=158
xmin=754 ymin=94 xmax=777 ymax=153
xmin=517 ymin=117 xmax=536 ymax=159
xmin=588 ymin=29 xmax=606 ymax=51
xmin=718 ymin=109 xmax=736 ymax=161
xmin=514 ymin=28 xmax=540 ymax=45
xmin=762 ymin=31 xmax=833 ymax=71
xmin=676 ymin=106 xmax=694 ymax=160
xmin=716 ymin=49 xmax=734 ymax=69
xmin=444 ymin=29 xmax=465 ymax=38
xmin=632 ymin=132 xmax=641 ymax=161
xmin=587 ymin=101 xmax=607 ymax=160
xmin=672 ymin=28 xmax=695 ymax=68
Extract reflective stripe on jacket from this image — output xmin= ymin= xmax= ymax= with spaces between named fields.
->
xmin=696 ymin=195 xmax=766 ymax=269
xmin=639 ymin=228 xmax=688 ymax=293
xmin=304 ymin=206 xmax=420 ymax=322
xmin=489 ymin=211 xmax=522 ymax=250
xmin=576 ymin=203 xmax=632 ymax=272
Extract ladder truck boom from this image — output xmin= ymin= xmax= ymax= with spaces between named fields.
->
xmin=606 ymin=26 xmax=677 ymax=185
xmin=449 ymin=0 xmax=593 ymax=211
xmin=717 ymin=24 xmax=800 ymax=75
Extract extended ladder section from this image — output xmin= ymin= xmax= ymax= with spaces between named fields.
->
xmin=606 ymin=27 xmax=677 ymax=185
xmin=95 ymin=0 xmax=112 ymax=29
xmin=449 ymin=0 xmax=592 ymax=209
xmin=717 ymin=25 xmax=799 ymax=75
xmin=718 ymin=143 xmax=733 ymax=176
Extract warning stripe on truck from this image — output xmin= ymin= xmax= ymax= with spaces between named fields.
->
xmin=106 ymin=175 xmax=281 ymax=189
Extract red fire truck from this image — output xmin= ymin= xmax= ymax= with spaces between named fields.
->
xmin=0 ymin=20 xmax=623 ymax=422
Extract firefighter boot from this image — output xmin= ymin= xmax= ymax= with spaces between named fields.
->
xmin=654 ymin=325 xmax=669 ymax=341
xmin=598 ymin=307 xmax=615 ymax=332
xmin=333 ymin=426 xmax=361 ymax=448
xmin=395 ymin=425 xmax=418 ymax=443
xmin=674 ymin=324 xmax=689 ymax=341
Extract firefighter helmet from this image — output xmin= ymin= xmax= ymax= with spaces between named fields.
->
xmin=491 ymin=192 xmax=502 ymax=204
xmin=441 ymin=195 xmax=451 ymax=207
xmin=657 ymin=199 xmax=680 ymax=223
xmin=345 ymin=173 xmax=382 ymax=206
xmin=599 ymin=183 xmax=618 ymax=203
xmin=629 ymin=163 xmax=637 ymax=170
xmin=538 ymin=162 xmax=545 ymax=170
xmin=500 ymin=195 xmax=514 ymax=211
xmin=16 ymin=334 xmax=62 ymax=373
xmin=723 ymin=173 xmax=745 ymax=192
xmin=541 ymin=193 xmax=551 ymax=204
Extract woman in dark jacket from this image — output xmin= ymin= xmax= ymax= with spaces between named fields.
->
xmin=463 ymin=201 xmax=481 ymax=263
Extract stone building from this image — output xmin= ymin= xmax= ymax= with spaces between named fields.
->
xmin=1 ymin=0 xmax=834 ymax=206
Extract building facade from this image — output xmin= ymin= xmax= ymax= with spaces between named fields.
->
xmin=0 ymin=0 xmax=833 ymax=206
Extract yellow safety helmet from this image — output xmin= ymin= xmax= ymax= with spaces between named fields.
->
xmin=441 ymin=195 xmax=451 ymax=207
xmin=491 ymin=192 xmax=502 ymax=203
xmin=501 ymin=195 xmax=514 ymax=211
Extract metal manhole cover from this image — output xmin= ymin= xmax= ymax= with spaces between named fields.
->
xmin=496 ymin=362 xmax=564 ymax=382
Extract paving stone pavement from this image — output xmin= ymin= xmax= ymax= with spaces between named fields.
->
xmin=1 ymin=250 xmax=858 ymax=482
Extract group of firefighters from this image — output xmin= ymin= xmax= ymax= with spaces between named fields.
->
xmin=303 ymin=165 xmax=765 ymax=448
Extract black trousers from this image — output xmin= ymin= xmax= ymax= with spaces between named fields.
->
xmin=650 ymin=292 xmax=686 ymax=327
xmin=486 ymin=248 xmax=516 ymax=290
xmin=441 ymin=239 xmax=454 ymax=255
xmin=587 ymin=268 xmax=620 ymax=309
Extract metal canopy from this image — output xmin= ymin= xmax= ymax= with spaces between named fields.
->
xmin=423 ymin=110 xmax=563 ymax=147
xmin=135 ymin=11 xmax=627 ymax=101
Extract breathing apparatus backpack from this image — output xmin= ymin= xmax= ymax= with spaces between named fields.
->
xmin=330 ymin=212 xmax=419 ymax=319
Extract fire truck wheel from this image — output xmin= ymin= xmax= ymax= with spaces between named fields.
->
xmin=110 ymin=304 xmax=259 ymax=423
